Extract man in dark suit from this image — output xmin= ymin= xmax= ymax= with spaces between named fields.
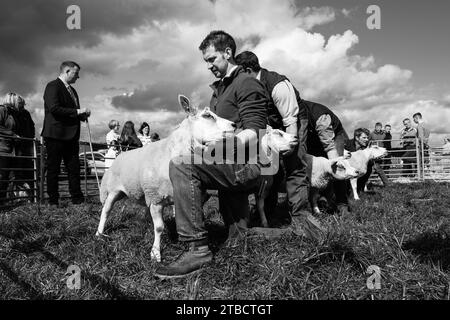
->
xmin=41 ymin=61 xmax=91 ymax=206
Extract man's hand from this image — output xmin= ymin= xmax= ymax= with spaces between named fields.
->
xmin=280 ymin=136 xmax=299 ymax=156
xmin=77 ymin=108 xmax=91 ymax=121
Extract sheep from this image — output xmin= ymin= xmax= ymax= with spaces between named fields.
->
xmin=348 ymin=145 xmax=388 ymax=200
xmin=255 ymin=128 xmax=359 ymax=224
xmin=96 ymin=95 xmax=236 ymax=262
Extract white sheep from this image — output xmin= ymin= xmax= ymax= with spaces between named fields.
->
xmin=96 ymin=95 xmax=235 ymax=262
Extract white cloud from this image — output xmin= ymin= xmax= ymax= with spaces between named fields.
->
xmin=23 ymin=0 xmax=440 ymax=145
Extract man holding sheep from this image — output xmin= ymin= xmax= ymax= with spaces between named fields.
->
xmin=155 ymin=31 xmax=268 ymax=279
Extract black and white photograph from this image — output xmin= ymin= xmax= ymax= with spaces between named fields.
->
xmin=0 ymin=0 xmax=449 ymax=306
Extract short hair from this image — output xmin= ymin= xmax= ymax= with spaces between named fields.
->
xmin=60 ymin=61 xmax=80 ymax=72
xmin=199 ymin=30 xmax=237 ymax=57
xmin=138 ymin=122 xmax=150 ymax=135
xmin=403 ymin=118 xmax=410 ymax=123
xmin=375 ymin=122 xmax=382 ymax=127
xmin=413 ymin=112 xmax=422 ymax=119
xmin=385 ymin=124 xmax=391 ymax=128
xmin=3 ymin=92 xmax=24 ymax=109
xmin=354 ymin=128 xmax=370 ymax=139
xmin=235 ymin=51 xmax=261 ymax=72
xmin=108 ymin=120 xmax=118 ymax=130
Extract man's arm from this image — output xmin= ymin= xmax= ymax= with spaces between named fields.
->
xmin=315 ymin=114 xmax=339 ymax=159
xmin=236 ymin=77 xmax=268 ymax=145
xmin=272 ymin=81 xmax=298 ymax=134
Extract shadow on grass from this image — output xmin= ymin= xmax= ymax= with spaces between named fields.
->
xmin=403 ymin=232 xmax=450 ymax=270
xmin=0 ymin=231 xmax=141 ymax=299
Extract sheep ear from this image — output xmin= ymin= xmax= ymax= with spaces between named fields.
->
xmin=266 ymin=125 xmax=273 ymax=133
xmin=178 ymin=94 xmax=197 ymax=115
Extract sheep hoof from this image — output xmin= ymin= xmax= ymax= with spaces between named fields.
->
xmin=95 ymin=232 xmax=110 ymax=239
xmin=151 ymin=247 xmax=161 ymax=263
xmin=261 ymin=221 xmax=269 ymax=228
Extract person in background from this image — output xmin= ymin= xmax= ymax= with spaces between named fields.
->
xmin=413 ymin=112 xmax=431 ymax=177
xmin=0 ymin=93 xmax=21 ymax=204
xmin=105 ymin=120 xmax=121 ymax=169
xmin=14 ymin=95 xmax=35 ymax=192
xmin=120 ymin=121 xmax=142 ymax=151
xmin=382 ymin=124 xmax=393 ymax=173
xmin=370 ymin=122 xmax=386 ymax=146
xmin=41 ymin=61 xmax=90 ymax=206
xmin=400 ymin=118 xmax=417 ymax=177
xmin=150 ymin=132 xmax=160 ymax=142
xmin=137 ymin=122 xmax=152 ymax=146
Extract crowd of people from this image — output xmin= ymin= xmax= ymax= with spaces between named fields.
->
xmin=104 ymin=119 xmax=160 ymax=168
xmin=0 ymin=29 xmax=445 ymax=280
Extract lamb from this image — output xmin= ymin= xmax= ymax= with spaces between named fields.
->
xmin=348 ymin=145 xmax=388 ymax=200
xmin=96 ymin=95 xmax=236 ymax=262
xmin=256 ymin=128 xmax=360 ymax=225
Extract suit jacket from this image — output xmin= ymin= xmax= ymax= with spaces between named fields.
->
xmin=41 ymin=78 xmax=83 ymax=141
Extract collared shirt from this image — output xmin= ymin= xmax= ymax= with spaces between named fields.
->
xmin=256 ymin=70 xmax=299 ymax=127
xmin=58 ymin=76 xmax=79 ymax=107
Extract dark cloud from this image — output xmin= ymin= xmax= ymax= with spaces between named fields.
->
xmin=111 ymin=80 xmax=199 ymax=112
xmin=0 ymin=0 xmax=211 ymax=95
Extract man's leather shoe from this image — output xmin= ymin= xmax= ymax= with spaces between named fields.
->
xmin=154 ymin=242 xmax=212 ymax=279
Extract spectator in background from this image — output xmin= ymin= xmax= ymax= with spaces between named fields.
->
xmin=120 ymin=121 xmax=142 ymax=151
xmin=137 ymin=122 xmax=152 ymax=146
xmin=14 ymin=95 xmax=35 ymax=189
xmin=150 ymin=132 xmax=160 ymax=142
xmin=382 ymin=124 xmax=393 ymax=172
xmin=383 ymin=124 xmax=392 ymax=150
xmin=413 ymin=112 xmax=430 ymax=178
xmin=105 ymin=120 xmax=121 ymax=169
xmin=400 ymin=118 xmax=417 ymax=177
xmin=413 ymin=112 xmax=430 ymax=148
xmin=370 ymin=122 xmax=386 ymax=146
xmin=0 ymin=93 xmax=20 ymax=204
xmin=41 ymin=61 xmax=90 ymax=206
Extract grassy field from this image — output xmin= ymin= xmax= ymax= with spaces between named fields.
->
xmin=0 ymin=181 xmax=449 ymax=300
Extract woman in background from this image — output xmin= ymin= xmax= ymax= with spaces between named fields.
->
xmin=120 ymin=121 xmax=142 ymax=151
xmin=137 ymin=122 xmax=152 ymax=146
xmin=105 ymin=120 xmax=121 ymax=169
xmin=0 ymin=93 xmax=20 ymax=204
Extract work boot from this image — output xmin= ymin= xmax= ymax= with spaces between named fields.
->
xmin=290 ymin=211 xmax=326 ymax=244
xmin=224 ymin=222 xmax=247 ymax=248
xmin=154 ymin=241 xmax=212 ymax=279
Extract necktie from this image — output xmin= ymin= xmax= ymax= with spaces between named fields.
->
xmin=67 ymin=85 xmax=79 ymax=108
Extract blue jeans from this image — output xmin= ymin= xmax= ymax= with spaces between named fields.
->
xmin=169 ymin=157 xmax=261 ymax=242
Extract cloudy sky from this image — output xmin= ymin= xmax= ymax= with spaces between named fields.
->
xmin=2 ymin=0 xmax=449 ymax=145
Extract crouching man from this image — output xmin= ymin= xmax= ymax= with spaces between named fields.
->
xmin=301 ymin=100 xmax=351 ymax=215
xmin=155 ymin=31 xmax=268 ymax=279
xmin=235 ymin=51 xmax=326 ymax=240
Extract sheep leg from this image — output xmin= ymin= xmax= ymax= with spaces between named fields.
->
xmin=310 ymin=187 xmax=321 ymax=215
xmin=350 ymin=178 xmax=360 ymax=200
xmin=96 ymin=191 xmax=124 ymax=236
xmin=255 ymin=195 xmax=269 ymax=228
xmin=150 ymin=203 xmax=164 ymax=262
